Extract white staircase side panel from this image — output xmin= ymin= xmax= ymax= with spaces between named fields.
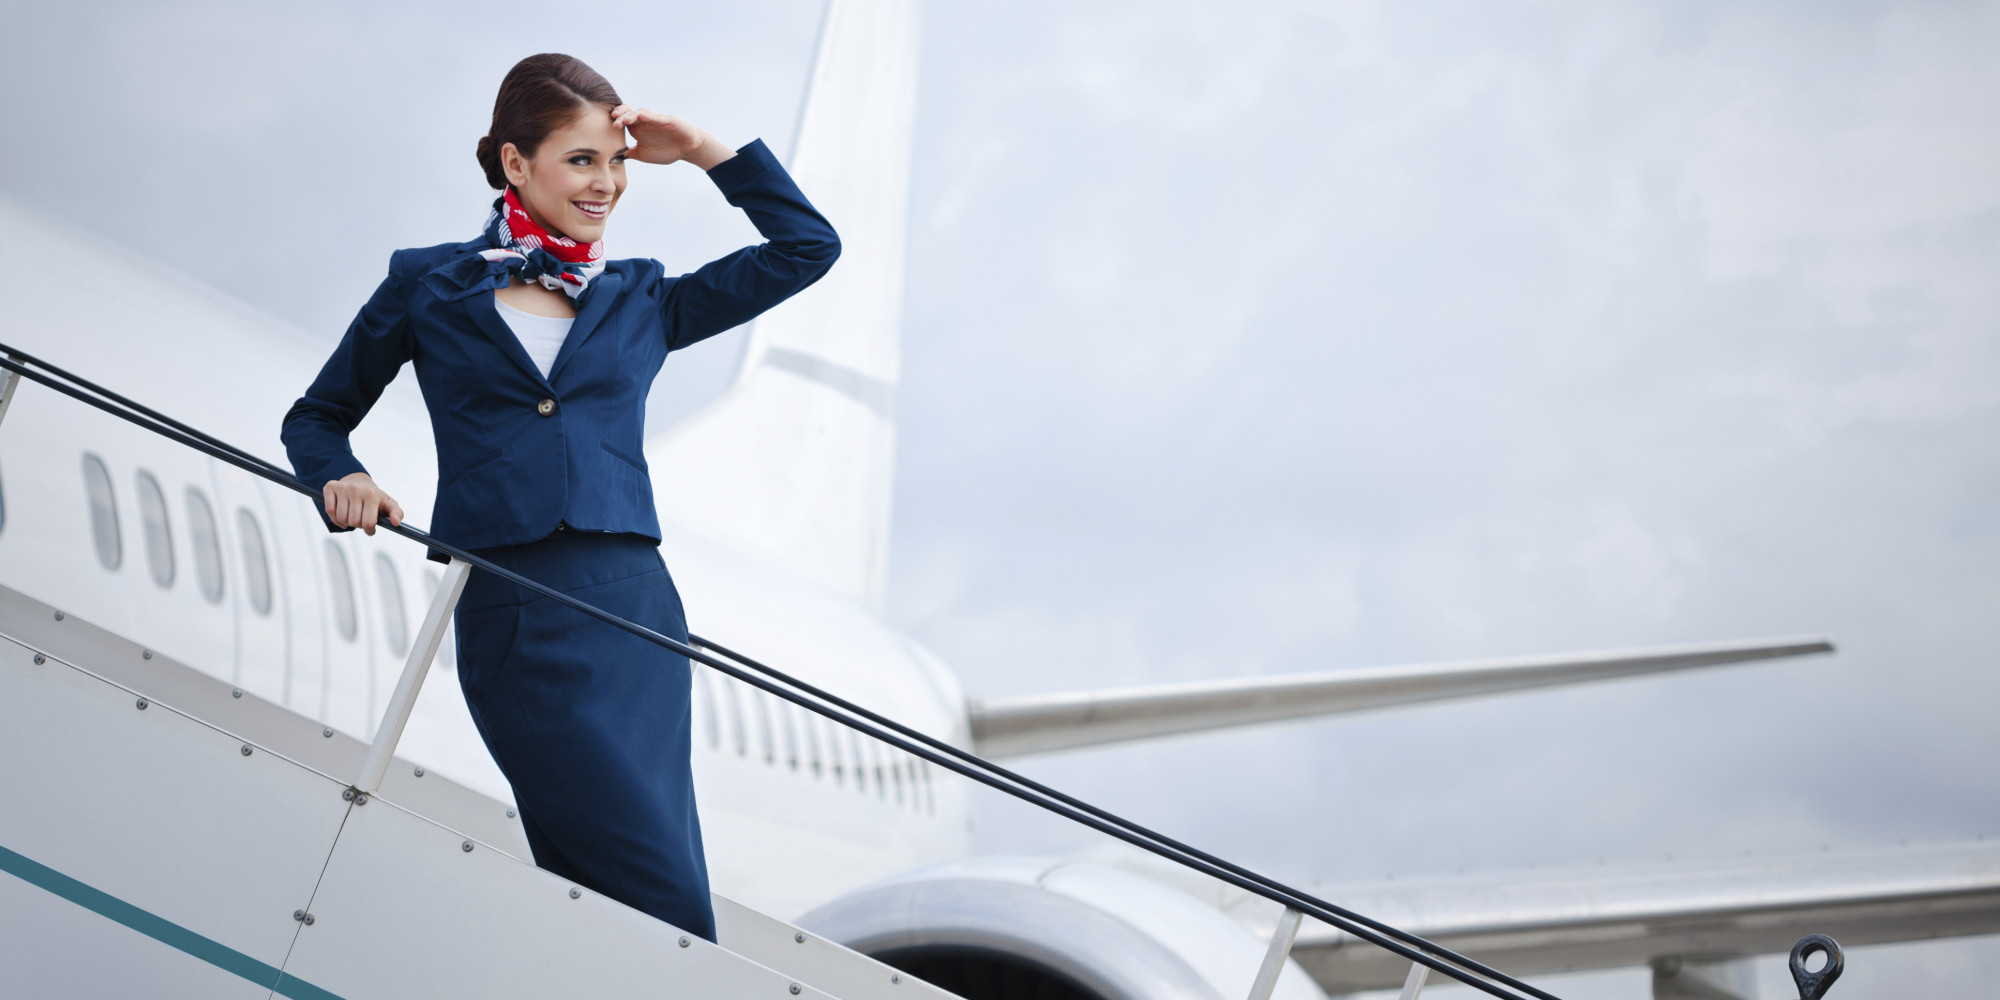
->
xmin=0 ymin=586 xmax=966 ymax=1000
xmin=0 ymin=633 xmax=351 ymax=994
xmin=285 ymin=793 xmax=839 ymax=1000
xmin=0 ymin=871 xmax=273 ymax=999
xmin=0 ymin=582 xmax=531 ymax=860
xmin=716 ymin=893 xmax=959 ymax=1000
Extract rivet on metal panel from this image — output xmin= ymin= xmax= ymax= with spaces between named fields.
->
xmin=135 ymin=698 xmax=148 ymax=710
xmin=342 ymin=788 xmax=355 ymax=801
xmin=414 ymin=767 xmax=425 ymax=777
xmin=506 ymin=807 xmax=517 ymax=818
xmin=790 ymin=985 xmax=801 ymax=996
xmin=240 ymin=745 xmax=252 ymax=757
xmin=795 ymin=932 xmax=806 ymax=943
xmin=303 ymin=914 xmax=314 ymax=926
xmin=232 ymin=688 xmax=242 ymax=698
xmin=461 ymin=841 xmax=473 ymax=853
xmin=679 ymin=936 xmax=690 ymax=948
xmin=323 ymin=727 xmax=334 ymax=738
xmin=355 ymin=793 xmax=368 ymax=805
xmin=891 ymin=975 xmax=902 ymax=984
xmin=570 ymin=887 xmax=581 ymax=899
xmin=32 ymin=654 xmax=44 ymax=665
xmin=53 ymin=611 xmax=64 ymax=621
xmin=142 ymin=649 xmax=152 ymax=659
xmin=294 ymin=909 xmax=305 ymax=921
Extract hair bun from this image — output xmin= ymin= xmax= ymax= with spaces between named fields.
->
xmin=475 ymin=134 xmax=506 ymax=190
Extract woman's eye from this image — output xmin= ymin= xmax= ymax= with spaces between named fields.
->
xmin=612 ymin=155 xmax=627 ymax=165
xmin=569 ymin=156 xmax=592 ymax=166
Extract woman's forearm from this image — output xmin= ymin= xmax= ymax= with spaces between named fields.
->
xmin=686 ymin=133 xmax=737 ymax=172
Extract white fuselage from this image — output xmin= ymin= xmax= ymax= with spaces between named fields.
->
xmin=0 ymin=309 xmax=970 ymax=921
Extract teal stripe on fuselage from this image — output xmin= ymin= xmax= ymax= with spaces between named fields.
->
xmin=0 ymin=842 xmax=344 ymax=999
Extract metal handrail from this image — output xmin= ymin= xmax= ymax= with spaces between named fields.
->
xmin=0 ymin=343 xmax=1553 ymax=1000
xmin=0 ymin=346 xmax=1549 ymax=997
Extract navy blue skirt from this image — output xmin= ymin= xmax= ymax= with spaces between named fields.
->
xmin=453 ymin=531 xmax=714 ymax=941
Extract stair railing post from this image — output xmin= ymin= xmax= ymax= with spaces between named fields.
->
xmin=1245 ymin=906 xmax=1304 ymax=1000
xmin=355 ymin=557 xmax=471 ymax=794
xmin=1398 ymin=960 xmax=1430 ymax=1000
xmin=0 ymin=355 xmax=22 ymax=432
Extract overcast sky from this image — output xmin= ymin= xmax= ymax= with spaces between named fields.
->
xmin=2 ymin=2 xmax=1995 ymax=997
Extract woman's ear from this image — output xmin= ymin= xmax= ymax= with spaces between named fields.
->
xmin=501 ymin=142 xmax=530 ymax=189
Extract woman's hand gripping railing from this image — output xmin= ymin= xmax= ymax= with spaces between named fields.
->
xmin=0 ymin=342 xmax=1565 ymax=1000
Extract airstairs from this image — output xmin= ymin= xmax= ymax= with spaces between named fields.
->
xmin=0 ymin=583 xmax=951 ymax=999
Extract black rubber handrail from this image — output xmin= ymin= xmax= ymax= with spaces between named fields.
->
xmin=0 ymin=344 xmax=1560 ymax=1000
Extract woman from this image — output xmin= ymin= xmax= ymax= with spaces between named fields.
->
xmin=280 ymin=53 xmax=838 ymax=942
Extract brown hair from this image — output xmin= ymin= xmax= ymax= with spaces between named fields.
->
xmin=475 ymin=54 xmax=622 ymax=191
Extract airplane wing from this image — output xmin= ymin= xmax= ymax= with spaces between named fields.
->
xmin=1234 ymin=840 xmax=2000 ymax=993
xmin=967 ymin=637 xmax=1834 ymax=757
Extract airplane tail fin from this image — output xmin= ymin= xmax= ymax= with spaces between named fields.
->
xmin=646 ymin=0 xmax=917 ymax=613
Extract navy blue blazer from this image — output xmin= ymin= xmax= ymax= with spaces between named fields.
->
xmin=282 ymin=139 xmax=838 ymax=551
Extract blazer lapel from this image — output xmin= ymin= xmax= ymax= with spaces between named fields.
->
xmin=464 ymin=294 xmax=554 ymax=391
xmin=545 ymin=270 xmax=624 ymax=384
xmin=419 ymin=246 xmax=555 ymax=391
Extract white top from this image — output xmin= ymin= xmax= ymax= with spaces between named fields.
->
xmin=493 ymin=300 xmax=575 ymax=379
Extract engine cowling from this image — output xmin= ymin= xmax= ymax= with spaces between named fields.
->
xmin=797 ymin=856 xmax=1327 ymax=1000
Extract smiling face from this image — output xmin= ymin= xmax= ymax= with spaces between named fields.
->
xmin=500 ymin=104 xmax=628 ymax=243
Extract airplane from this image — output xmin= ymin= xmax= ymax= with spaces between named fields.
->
xmin=1 ymin=2 xmax=1994 ymax=998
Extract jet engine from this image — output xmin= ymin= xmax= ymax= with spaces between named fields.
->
xmin=798 ymin=857 xmax=1326 ymax=1000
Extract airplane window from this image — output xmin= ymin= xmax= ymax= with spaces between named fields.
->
xmin=723 ymin=679 xmax=747 ymax=757
xmin=780 ymin=701 xmax=800 ymax=772
xmin=184 ymin=488 xmax=225 ymax=603
xmin=870 ymin=739 xmax=888 ymax=799
xmin=824 ymin=714 xmax=846 ymax=786
xmin=754 ymin=690 xmax=776 ymax=765
xmin=851 ymin=730 xmax=873 ymax=796
xmin=890 ymin=750 xmax=906 ymax=806
xmin=236 ymin=509 xmax=272 ymax=616
xmin=134 ymin=470 xmax=174 ymax=587
xmin=374 ymin=553 xmax=408 ymax=655
xmin=693 ymin=666 xmax=720 ymax=750
xmin=803 ymin=708 xmax=824 ymax=778
xmin=920 ymin=762 xmax=935 ymax=817
xmin=323 ymin=541 xmax=358 ymax=643
xmin=81 ymin=454 xmax=121 ymax=569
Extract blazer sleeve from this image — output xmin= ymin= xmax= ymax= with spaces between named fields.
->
xmin=656 ymin=138 xmax=841 ymax=351
xmin=280 ymin=250 xmax=418 ymax=531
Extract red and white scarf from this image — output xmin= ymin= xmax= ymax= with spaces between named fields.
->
xmin=477 ymin=188 xmax=606 ymax=300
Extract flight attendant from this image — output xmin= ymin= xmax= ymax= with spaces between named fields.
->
xmin=280 ymin=53 xmax=838 ymax=942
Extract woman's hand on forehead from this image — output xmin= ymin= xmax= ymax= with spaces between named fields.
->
xmin=611 ymin=104 xmax=737 ymax=172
